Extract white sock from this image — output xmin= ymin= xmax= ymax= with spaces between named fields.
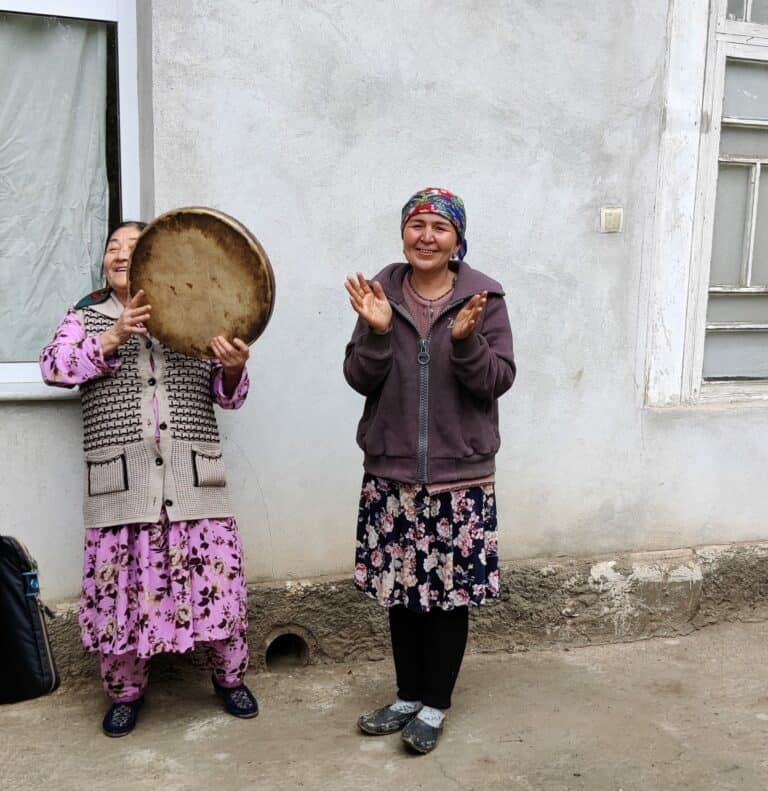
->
xmin=416 ymin=705 xmax=445 ymax=727
xmin=389 ymin=698 xmax=422 ymax=713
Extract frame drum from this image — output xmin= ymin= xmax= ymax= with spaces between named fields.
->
xmin=129 ymin=207 xmax=275 ymax=358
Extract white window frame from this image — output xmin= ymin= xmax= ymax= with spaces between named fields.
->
xmin=0 ymin=0 xmax=140 ymax=400
xmin=647 ymin=0 xmax=768 ymax=407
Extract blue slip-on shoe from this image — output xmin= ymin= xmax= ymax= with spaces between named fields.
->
xmin=401 ymin=715 xmax=443 ymax=754
xmin=102 ymin=697 xmax=144 ymax=737
xmin=358 ymin=705 xmax=420 ymax=735
xmin=212 ymin=675 xmax=259 ymax=719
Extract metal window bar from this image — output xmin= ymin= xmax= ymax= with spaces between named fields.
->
xmin=721 ymin=117 xmax=768 ymax=128
xmin=706 ymin=322 xmax=768 ymax=330
xmin=746 ymin=161 xmax=760 ymax=284
xmin=720 ymin=155 xmax=768 ymax=162
xmin=709 ymin=285 xmax=768 ymax=292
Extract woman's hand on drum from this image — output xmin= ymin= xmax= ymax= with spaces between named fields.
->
xmin=211 ymin=336 xmax=250 ymax=373
xmin=211 ymin=336 xmax=250 ymax=395
xmin=345 ymin=273 xmax=392 ymax=334
xmin=100 ymin=290 xmax=152 ymax=356
xmin=452 ymin=291 xmax=487 ymax=340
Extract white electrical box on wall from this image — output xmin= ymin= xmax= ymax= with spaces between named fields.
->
xmin=600 ymin=206 xmax=624 ymax=233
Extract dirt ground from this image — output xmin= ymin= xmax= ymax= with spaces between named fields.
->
xmin=2 ymin=619 xmax=768 ymax=791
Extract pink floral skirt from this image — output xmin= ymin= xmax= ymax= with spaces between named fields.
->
xmin=79 ymin=510 xmax=248 ymax=658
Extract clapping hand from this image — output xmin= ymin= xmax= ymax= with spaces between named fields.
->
xmin=452 ymin=291 xmax=487 ymax=340
xmin=345 ymin=272 xmax=392 ymax=334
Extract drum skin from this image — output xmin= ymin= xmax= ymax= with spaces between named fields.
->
xmin=129 ymin=207 xmax=275 ymax=358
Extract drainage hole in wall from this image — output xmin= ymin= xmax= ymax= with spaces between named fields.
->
xmin=266 ymin=633 xmax=310 ymax=672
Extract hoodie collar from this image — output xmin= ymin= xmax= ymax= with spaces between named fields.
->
xmin=383 ymin=260 xmax=502 ymax=304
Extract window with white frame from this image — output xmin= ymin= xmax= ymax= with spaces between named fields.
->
xmin=704 ymin=58 xmax=768 ymax=380
xmin=0 ymin=1 xmax=140 ymax=399
xmin=646 ymin=0 xmax=768 ymax=405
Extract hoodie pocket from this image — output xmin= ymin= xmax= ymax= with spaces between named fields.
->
xmin=192 ymin=444 xmax=226 ymax=487
xmin=86 ymin=450 xmax=128 ymax=496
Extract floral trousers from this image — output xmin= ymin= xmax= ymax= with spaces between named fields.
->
xmin=100 ymin=629 xmax=248 ymax=702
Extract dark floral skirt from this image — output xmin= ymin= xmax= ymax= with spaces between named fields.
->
xmin=354 ymin=474 xmax=500 ymax=612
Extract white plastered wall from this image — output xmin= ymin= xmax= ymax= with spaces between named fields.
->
xmin=4 ymin=0 xmax=768 ymax=600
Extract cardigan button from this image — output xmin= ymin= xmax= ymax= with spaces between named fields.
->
xmin=145 ymin=340 xmax=152 ymax=349
xmin=164 ymin=499 xmax=173 ymax=507
xmin=148 ymin=377 xmax=156 ymax=386
xmin=159 ymin=422 xmax=167 ymax=431
xmin=155 ymin=457 xmax=163 ymax=466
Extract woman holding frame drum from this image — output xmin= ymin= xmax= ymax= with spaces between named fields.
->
xmin=40 ymin=219 xmax=258 ymax=736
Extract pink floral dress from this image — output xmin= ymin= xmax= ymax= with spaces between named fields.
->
xmin=40 ymin=310 xmax=249 ymax=659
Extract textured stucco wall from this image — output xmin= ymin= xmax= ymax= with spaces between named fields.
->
xmin=46 ymin=542 xmax=768 ymax=681
xmin=4 ymin=1 xmax=768 ymax=600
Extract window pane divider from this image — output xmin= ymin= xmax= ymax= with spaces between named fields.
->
xmin=709 ymin=285 xmax=768 ymax=292
xmin=721 ymin=116 xmax=768 ymax=127
xmin=706 ymin=321 xmax=768 ymax=331
xmin=720 ymin=155 xmax=768 ymax=163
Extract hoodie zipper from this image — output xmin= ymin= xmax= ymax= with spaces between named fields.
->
xmin=392 ymin=298 xmax=465 ymax=483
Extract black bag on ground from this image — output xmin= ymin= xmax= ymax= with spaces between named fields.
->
xmin=0 ymin=536 xmax=60 ymax=703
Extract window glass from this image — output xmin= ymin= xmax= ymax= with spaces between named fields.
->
xmin=707 ymin=295 xmax=768 ymax=322
xmin=751 ymin=1 xmax=768 ymax=25
xmin=723 ymin=59 xmax=768 ymax=119
xmin=727 ymin=0 xmax=746 ymax=20
xmin=0 ymin=12 xmax=108 ymax=362
xmin=709 ymin=164 xmax=750 ymax=285
xmin=719 ymin=126 xmax=768 ymax=158
xmin=703 ymin=331 xmax=768 ymax=378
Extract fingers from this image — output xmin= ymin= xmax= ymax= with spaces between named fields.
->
xmin=116 ymin=301 xmax=151 ymax=339
xmin=210 ymin=336 xmax=250 ymax=366
xmin=345 ymin=277 xmax=363 ymax=307
xmin=345 ymin=273 xmax=372 ymax=296
xmin=468 ymin=291 xmax=488 ymax=317
xmin=128 ymin=307 xmax=151 ymax=335
xmin=465 ymin=291 xmax=488 ymax=312
xmin=345 ymin=274 xmax=380 ymax=318
xmin=370 ymin=281 xmax=386 ymax=300
xmin=452 ymin=292 xmax=488 ymax=339
xmin=356 ymin=272 xmax=371 ymax=294
xmin=128 ymin=289 xmax=146 ymax=307
xmin=210 ymin=336 xmax=233 ymax=358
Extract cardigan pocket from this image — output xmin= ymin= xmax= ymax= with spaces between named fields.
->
xmin=192 ymin=444 xmax=226 ymax=487
xmin=86 ymin=450 xmax=128 ymax=496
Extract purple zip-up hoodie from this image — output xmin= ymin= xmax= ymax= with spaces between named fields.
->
xmin=344 ymin=260 xmax=515 ymax=484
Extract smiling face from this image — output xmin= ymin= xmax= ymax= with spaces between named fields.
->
xmin=402 ymin=212 xmax=460 ymax=276
xmin=103 ymin=224 xmax=142 ymax=298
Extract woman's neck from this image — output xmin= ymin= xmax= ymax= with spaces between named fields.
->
xmin=408 ymin=267 xmax=455 ymax=300
xmin=113 ymin=287 xmax=129 ymax=306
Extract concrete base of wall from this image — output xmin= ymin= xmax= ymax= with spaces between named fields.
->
xmin=46 ymin=541 xmax=768 ymax=683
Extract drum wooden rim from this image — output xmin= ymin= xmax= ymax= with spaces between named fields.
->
xmin=129 ymin=207 xmax=275 ymax=358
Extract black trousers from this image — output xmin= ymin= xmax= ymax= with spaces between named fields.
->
xmin=388 ymin=605 xmax=469 ymax=710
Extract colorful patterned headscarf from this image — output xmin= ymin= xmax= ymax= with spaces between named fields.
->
xmin=400 ymin=187 xmax=468 ymax=260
